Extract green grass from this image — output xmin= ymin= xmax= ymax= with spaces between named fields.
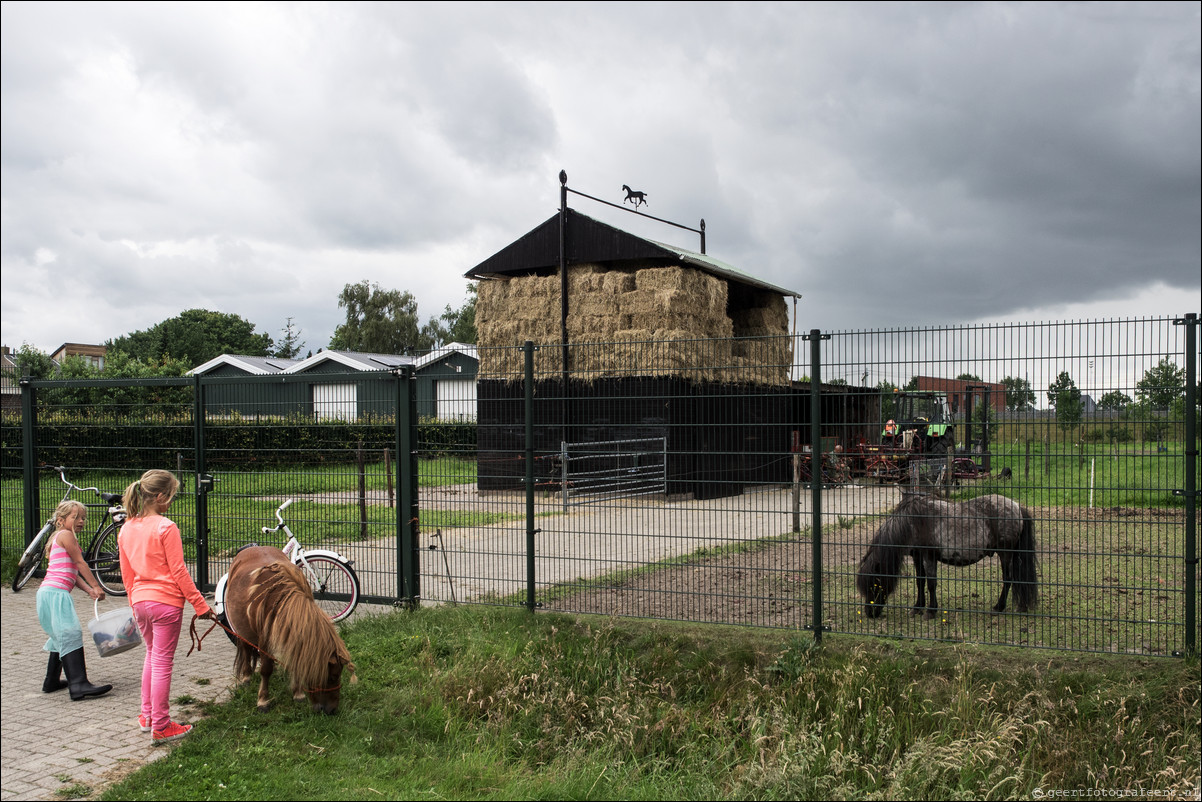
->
xmin=1 ymin=457 xmax=482 ymax=567
xmin=98 ymin=606 xmax=1200 ymax=801
xmin=962 ymin=438 xmax=1196 ymax=508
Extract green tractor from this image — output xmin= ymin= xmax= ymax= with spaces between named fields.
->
xmin=882 ymin=391 xmax=955 ymax=456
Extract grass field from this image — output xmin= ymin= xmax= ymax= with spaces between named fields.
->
xmin=96 ymin=606 xmax=1200 ymax=801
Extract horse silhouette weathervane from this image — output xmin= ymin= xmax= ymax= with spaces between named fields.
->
xmin=622 ymin=184 xmax=648 ymax=208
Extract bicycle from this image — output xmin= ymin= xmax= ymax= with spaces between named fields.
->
xmin=215 ymin=499 xmax=360 ymax=623
xmin=11 ymin=465 xmax=128 ymax=595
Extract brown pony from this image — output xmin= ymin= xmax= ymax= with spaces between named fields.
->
xmin=225 ymin=546 xmax=356 ymax=714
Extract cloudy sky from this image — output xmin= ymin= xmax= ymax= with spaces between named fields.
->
xmin=2 ymin=1 xmax=1199 ymax=356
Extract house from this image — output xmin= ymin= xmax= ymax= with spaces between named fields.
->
xmin=0 ymin=346 xmax=19 ymax=413
xmin=50 ymin=343 xmax=108 ymax=370
xmin=465 ymin=207 xmax=804 ymax=498
xmin=912 ymin=376 xmax=1006 ymax=414
xmin=190 ymin=344 xmax=478 ymax=421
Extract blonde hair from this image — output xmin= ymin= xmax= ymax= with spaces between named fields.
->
xmin=46 ymin=500 xmax=87 ymax=558
xmin=123 ymin=469 xmax=180 ymax=519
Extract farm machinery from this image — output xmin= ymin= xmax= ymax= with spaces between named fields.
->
xmin=849 ymin=390 xmax=986 ymax=485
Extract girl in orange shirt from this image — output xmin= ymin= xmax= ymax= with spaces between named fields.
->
xmin=118 ymin=470 xmax=214 ymax=744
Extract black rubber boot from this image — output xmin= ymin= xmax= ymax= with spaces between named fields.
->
xmin=42 ymin=652 xmax=67 ymax=693
xmin=61 ymin=648 xmax=112 ymax=700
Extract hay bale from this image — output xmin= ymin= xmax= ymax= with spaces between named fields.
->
xmin=476 ymin=262 xmax=791 ymax=385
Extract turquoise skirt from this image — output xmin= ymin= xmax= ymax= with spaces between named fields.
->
xmin=36 ymin=586 xmax=84 ymax=655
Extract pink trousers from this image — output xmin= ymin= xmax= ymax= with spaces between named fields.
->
xmin=132 ymin=601 xmax=183 ymax=731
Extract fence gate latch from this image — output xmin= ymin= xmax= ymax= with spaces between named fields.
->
xmin=197 ymin=474 xmax=216 ymax=495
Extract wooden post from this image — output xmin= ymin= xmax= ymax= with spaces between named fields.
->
xmin=384 ymin=448 xmax=394 ymax=508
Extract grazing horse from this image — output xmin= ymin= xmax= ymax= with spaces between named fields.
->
xmin=856 ymin=493 xmax=1037 ymax=620
xmin=622 ymin=184 xmax=648 ymax=207
xmin=225 ymin=546 xmax=356 ymax=714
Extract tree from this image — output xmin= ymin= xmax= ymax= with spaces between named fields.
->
xmin=11 ymin=343 xmax=56 ymax=379
xmin=1001 ymin=376 xmax=1036 ymax=412
xmin=274 ymin=317 xmax=307 ymax=359
xmin=876 ymin=380 xmax=900 ymax=420
xmin=1096 ymin=390 xmax=1132 ymax=411
xmin=108 ymin=309 xmax=274 ymax=367
xmin=1135 ymin=357 xmax=1185 ymax=410
xmin=328 ymin=281 xmax=433 ymax=354
xmin=1047 ymin=371 xmax=1083 ymax=431
xmin=956 ymin=372 xmax=983 ymax=382
xmin=421 ymin=284 xmax=477 ymax=347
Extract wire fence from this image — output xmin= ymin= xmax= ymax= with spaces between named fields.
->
xmin=2 ymin=315 xmax=1197 ymax=656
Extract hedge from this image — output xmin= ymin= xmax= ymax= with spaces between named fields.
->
xmin=0 ymin=414 xmax=477 ymax=472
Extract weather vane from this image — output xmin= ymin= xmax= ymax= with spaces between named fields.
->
xmin=622 ymin=184 xmax=648 ymax=208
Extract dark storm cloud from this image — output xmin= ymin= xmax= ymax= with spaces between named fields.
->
xmin=2 ymin=2 xmax=1197 ymax=351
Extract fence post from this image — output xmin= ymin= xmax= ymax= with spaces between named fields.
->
xmin=525 ymin=342 xmax=537 ymax=613
xmin=20 ymin=377 xmax=39 ymax=548
xmin=193 ymin=375 xmax=209 ymax=588
xmin=1178 ymin=312 xmax=1197 ymax=656
xmin=396 ymin=366 xmax=420 ymax=608
xmin=805 ymin=329 xmax=830 ymax=642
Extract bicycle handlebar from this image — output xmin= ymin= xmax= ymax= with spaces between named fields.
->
xmin=262 ymin=499 xmax=296 ymax=533
xmin=46 ymin=465 xmax=104 ymax=497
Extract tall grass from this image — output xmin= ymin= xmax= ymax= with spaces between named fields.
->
xmin=100 ymin=607 xmax=1200 ymax=801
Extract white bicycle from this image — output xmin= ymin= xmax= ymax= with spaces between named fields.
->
xmin=215 ymin=499 xmax=360 ymax=623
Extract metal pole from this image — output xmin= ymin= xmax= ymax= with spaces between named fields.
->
xmin=397 ymin=366 xmax=419 ymax=608
xmin=20 ymin=377 xmax=38 ymax=548
xmin=1180 ymin=313 xmax=1197 ymax=656
xmin=808 ymin=330 xmax=828 ymax=642
xmin=193 ymin=376 xmax=209 ymax=588
xmin=525 ymin=341 xmax=538 ymax=612
xmin=559 ymin=171 xmax=570 ymax=453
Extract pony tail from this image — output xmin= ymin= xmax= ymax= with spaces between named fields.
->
xmin=1011 ymin=507 xmax=1039 ymax=611
xmin=123 ymin=479 xmax=146 ymax=519
xmin=123 ymin=470 xmax=180 ymax=519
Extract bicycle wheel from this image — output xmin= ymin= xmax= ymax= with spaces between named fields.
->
xmin=11 ymin=528 xmax=49 ymax=592
xmin=301 ymin=556 xmax=359 ymax=623
xmin=87 ymin=524 xmax=126 ymax=597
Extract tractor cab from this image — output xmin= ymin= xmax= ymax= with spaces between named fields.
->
xmin=882 ymin=391 xmax=954 ymax=455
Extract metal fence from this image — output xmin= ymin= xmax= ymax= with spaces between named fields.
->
xmin=2 ymin=314 xmax=1197 ymax=656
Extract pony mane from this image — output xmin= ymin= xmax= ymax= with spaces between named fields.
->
xmin=253 ymin=561 xmax=355 ymax=695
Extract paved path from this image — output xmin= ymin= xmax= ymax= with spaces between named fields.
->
xmin=0 ymin=585 xmax=237 ymax=800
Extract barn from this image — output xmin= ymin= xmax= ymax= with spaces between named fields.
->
xmin=465 ymin=208 xmax=805 ymax=499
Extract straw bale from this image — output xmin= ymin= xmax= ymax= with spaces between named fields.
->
xmin=476 ymin=262 xmax=791 ymax=385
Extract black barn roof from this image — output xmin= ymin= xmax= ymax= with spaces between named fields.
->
xmin=464 ymin=209 xmax=801 ymax=298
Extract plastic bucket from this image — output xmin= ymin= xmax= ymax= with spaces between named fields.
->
xmin=87 ymin=600 xmax=142 ymax=658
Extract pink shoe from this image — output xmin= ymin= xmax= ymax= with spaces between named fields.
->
xmin=138 ymin=714 xmax=151 ymax=732
xmin=151 ymin=721 xmax=192 ymax=744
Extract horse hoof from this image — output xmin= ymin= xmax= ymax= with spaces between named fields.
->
xmin=910 ymin=609 xmax=923 ymax=617
xmin=922 ymin=611 xmax=936 ymax=621
xmin=256 ymin=702 xmax=272 ymax=713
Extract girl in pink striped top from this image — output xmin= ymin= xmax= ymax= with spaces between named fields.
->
xmin=35 ymin=499 xmax=112 ymax=699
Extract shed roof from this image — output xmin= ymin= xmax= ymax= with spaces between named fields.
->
xmin=465 ymin=209 xmax=801 ymax=298
xmin=190 ymin=354 xmax=305 ymax=375
xmin=283 ymin=350 xmax=415 ymax=373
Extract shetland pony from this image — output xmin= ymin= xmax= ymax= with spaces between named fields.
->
xmin=225 ymin=546 xmax=356 ymax=714
xmin=856 ymin=493 xmax=1038 ymax=620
